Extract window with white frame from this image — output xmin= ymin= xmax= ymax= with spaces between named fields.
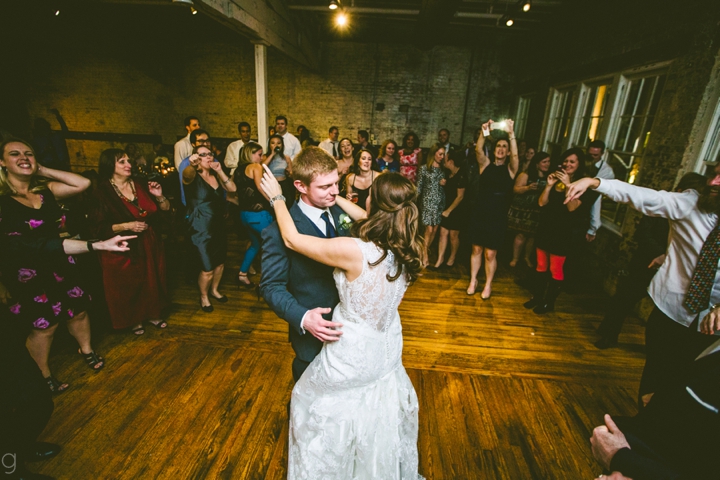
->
xmin=573 ymin=82 xmax=613 ymax=148
xmin=602 ymin=73 xmax=667 ymax=226
xmin=544 ymin=87 xmax=576 ymax=157
xmin=695 ymin=97 xmax=720 ymax=176
xmin=515 ymin=96 xmax=532 ymax=140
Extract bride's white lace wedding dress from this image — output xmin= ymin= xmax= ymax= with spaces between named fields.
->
xmin=288 ymin=238 xmax=423 ymax=479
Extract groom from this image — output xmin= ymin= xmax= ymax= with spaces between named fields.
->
xmin=260 ymin=147 xmax=351 ymax=382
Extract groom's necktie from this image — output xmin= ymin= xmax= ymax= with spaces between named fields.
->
xmin=320 ymin=211 xmax=337 ymax=238
xmin=332 ymin=142 xmax=338 ymax=158
xmin=684 ymin=221 xmax=720 ymax=314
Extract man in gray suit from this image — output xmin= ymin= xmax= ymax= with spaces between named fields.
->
xmin=260 ymin=147 xmax=351 ymax=381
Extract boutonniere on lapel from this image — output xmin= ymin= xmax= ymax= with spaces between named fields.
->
xmin=338 ymin=213 xmax=353 ymax=232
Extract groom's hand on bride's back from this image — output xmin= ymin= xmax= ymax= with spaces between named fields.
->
xmin=304 ymin=307 xmax=343 ymax=342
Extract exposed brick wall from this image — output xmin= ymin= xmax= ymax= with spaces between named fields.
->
xmin=19 ymin=34 xmax=514 ymax=172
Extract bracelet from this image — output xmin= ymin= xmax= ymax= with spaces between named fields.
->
xmin=223 ymin=177 xmax=232 ymax=185
xmin=156 ymin=195 xmax=167 ymax=203
xmin=509 ymin=136 xmax=516 ymax=141
xmin=269 ymin=194 xmax=286 ymax=207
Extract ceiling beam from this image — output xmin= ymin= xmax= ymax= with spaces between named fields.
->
xmin=100 ymin=0 xmax=319 ymax=70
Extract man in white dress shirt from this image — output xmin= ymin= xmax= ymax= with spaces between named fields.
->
xmin=318 ymin=126 xmax=340 ymax=159
xmin=566 ymin=166 xmax=720 ymax=402
xmin=174 ymin=116 xmax=200 ymax=169
xmin=275 ymin=115 xmax=302 ymax=160
xmin=585 ymin=140 xmax=615 ymax=242
xmin=224 ymin=122 xmax=252 ymax=175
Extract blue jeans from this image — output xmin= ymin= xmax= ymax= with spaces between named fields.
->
xmin=239 ymin=210 xmax=273 ymax=273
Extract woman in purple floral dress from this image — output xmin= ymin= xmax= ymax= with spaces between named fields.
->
xmin=0 ymin=139 xmax=104 ymax=393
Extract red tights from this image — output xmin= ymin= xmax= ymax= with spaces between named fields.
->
xmin=536 ymin=248 xmax=566 ymax=281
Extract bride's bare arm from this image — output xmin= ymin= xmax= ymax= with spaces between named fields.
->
xmin=260 ymin=165 xmax=363 ymax=276
xmin=335 ymin=195 xmax=368 ymax=221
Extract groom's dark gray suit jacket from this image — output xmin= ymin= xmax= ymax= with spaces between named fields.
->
xmin=260 ymin=202 xmax=350 ymax=367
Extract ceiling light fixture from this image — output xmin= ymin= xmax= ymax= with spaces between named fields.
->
xmin=335 ymin=11 xmax=348 ymax=26
xmin=501 ymin=15 xmax=514 ymax=26
xmin=191 ymin=6 xmax=198 ymax=14
xmin=55 ymin=9 xmax=60 ymax=15
xmin=521 ymin=0 xmax=531 ymax=12
xmin=329 ymin=0 xmax=339 ymax=10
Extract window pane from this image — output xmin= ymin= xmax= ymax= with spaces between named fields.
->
xmin=577 ymin=84 xmax=611 ymax=146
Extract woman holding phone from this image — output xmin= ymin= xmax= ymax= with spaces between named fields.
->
xmin=91 ymin=148 xmax=171 ymax=335
xmin=467 ymin=119 xmax=519 ymax=298
xmin=263 ymin=134 xmax=294 ymax=205
xmin=524 ymin=148 xmax=597 ymax=314
xmin=507 ymin=151 xmax=551 ymax=268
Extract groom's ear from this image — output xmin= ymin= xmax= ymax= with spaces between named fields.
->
xmin=294 ymin=180 xmax=308 ymax=195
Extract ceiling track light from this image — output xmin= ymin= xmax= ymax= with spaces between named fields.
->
xmin=329 ymin=0 xmax=339 ymax=10
xmin=520 ymin=0 xmax=531 ymax=12
xmin=190 ymin=6 xmax=198 ymax=14
xmin=500 ymin=14 xmax=514 ymax=27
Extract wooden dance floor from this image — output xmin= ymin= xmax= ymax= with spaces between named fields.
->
xmin=34 ymin=238 xmax=645 ymax=479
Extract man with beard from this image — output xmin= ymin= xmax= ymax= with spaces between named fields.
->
xmin=566 ymin=165 xmax=720 ymax=405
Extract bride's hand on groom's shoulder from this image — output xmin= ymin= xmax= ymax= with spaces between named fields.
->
xmin=304 ymin=307 xmax=343 ymax=342
xmin=260 ymin=164 xmax=283 ymax=199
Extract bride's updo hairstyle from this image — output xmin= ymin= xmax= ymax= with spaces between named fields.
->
xmin=351 ymin=172 xmax=426 ymax=283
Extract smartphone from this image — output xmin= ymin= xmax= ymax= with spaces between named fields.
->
xmin=482 ymin=125 xmax=491 ymax=137
xmin=490 ymin=121 xmax=506 ymax=131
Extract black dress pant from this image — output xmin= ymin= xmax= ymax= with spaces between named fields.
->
xmin=0 ymin=344 xmax=54 ymax=465
xmin=638 ymin=305 xmax=718 ymax=397
xmin=597 ymin=267 xmax=656 ymax=342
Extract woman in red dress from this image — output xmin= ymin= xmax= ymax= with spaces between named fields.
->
xmin=90 ymin=149 xmax=170 ymax=335
xmin=398 ymin=132 xmax=423 ymax=184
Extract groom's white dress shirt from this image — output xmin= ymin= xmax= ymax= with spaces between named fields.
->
xmin=296 ymin=197 xmax=337 ymax=333
xmin=297 ymin=197 xmax=336 ymax=232
xmin=595 ymin=178 xmax=720 ymax=329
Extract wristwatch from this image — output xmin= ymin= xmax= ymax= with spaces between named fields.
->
xmin=269 ymin=194 xmax=286 ymax=207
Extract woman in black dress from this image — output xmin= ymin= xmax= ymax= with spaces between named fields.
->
xmin=507 ymin=151 xmax=551 ymax=268
xmin=182 ymin=145 xmax=237 ymax=313
xmin=524 ymin=148 xmax=597 ymax=314
xmin=345 ymin=149 xmax=378 ymax=212
xmin=0 ymin=138 xmax=104 ymax=393
xmin=467 ymin=119 xmax=520 ymax=298
xmin=430 ymin=149 xmax=467 ymax=270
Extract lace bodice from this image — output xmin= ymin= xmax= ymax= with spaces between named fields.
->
xmin=333 ymin=238 xmax=408 ymax=332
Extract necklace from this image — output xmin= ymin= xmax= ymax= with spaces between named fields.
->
xmin=111 ymin=178 xmax=147 ymax=217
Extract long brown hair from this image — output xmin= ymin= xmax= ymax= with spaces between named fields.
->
xmin=351 ymin=173 xmax=426 ymax=283
xmin=0 ymin=138 xmax=49 ymax=196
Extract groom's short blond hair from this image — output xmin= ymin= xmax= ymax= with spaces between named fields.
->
xmin=292 ymin=146 xmax=338 ymax=186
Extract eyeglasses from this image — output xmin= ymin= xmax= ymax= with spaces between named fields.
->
xmin=198 ymin=152 xmax=214 ymax=158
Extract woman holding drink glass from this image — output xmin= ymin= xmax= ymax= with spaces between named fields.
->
xmin=524 ymin=148 xmax=597 ymax=314
xmin=345 ymin=149 xmax=378 ymax=211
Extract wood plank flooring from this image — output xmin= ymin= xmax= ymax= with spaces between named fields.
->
xmin=33 ymin=238 xmax=646 ymax=479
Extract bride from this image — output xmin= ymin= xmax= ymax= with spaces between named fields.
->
xmin=260 ymin=165 xmax=426 ymax=479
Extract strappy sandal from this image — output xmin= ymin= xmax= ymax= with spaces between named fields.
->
xmin=78 ymin=349 xmax=105 ymax=371
xmin=149 ymin=320 xmax=168 ymax=329
xmin=131 ymin=325 xmax=145 ymax=336
xmin=46 ymin=376 xmax=69 ymax=394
